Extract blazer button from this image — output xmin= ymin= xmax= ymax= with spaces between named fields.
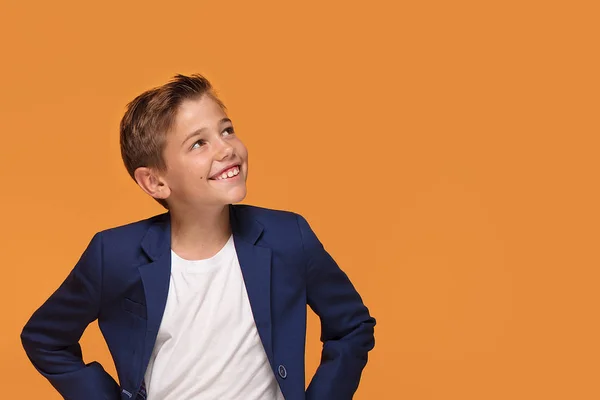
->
xmin=278 ymin=364 xmax=287 ymax=379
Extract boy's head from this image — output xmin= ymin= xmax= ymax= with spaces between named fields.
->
xmin=120 ymin=73 xmax=248 ymax=211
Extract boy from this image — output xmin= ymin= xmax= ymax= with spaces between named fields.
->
xmin=21 ymin=74 xmax=376 ymax=400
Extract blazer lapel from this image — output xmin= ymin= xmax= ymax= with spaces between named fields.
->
xmin=137 ymin=212 xmax=171 ymax=380
xmin=229 ymin=205 xmax=274 ymax=364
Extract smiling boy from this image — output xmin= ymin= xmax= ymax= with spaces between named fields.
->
xmin=21 ymin=74 xmax=376 ymax=400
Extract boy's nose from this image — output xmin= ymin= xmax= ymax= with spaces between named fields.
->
xmin=214 ymin=140 xmax=234 ymax=160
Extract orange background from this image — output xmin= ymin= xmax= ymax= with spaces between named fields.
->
xmin=1 ymin=0 xmax=599 ymax=398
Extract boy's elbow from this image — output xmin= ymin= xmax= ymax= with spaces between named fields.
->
xmin=20 ymin=324 xmax=39 ymax=360
xmin=20 ymin=318 xmax=48 ymax=361
xmin=334 ymin=314 xmax=377 ymax=353
xmin=21 ymin=331 xmax=41 ymax=372
xmin=350 ymin=312 xmax=376 ymax=355
xmin=361 ymin=315 xmax=376 ymax=352
xmin=21 ymin=323 xmax=32 ymax=349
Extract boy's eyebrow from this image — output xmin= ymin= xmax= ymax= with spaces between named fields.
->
xmin=181 ymin=118 xmax=233 ymax=146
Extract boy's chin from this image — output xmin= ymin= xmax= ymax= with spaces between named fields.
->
xmin=226 ymin=189 xmax=247 ymax=204
xmin=208 ymin=187 xmax=247 ymax=205
xmin=161 ymin=190 xmax=247 ymax=209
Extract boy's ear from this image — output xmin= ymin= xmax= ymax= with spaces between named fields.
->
xmin=133 ymin=166 xmax=171 ymax=200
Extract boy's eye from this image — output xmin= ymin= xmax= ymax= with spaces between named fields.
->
xmin=191 ymin=140 xmax=205 ymax=149
xmin=190 ymin=127 xmax=234 ymax=150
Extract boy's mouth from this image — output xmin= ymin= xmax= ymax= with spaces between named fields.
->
xmin=209 ymin=165 xmax=241 ymax=180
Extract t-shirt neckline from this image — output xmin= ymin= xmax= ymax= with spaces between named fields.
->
xmin=170 ymin=234 xmax=234 ymax=272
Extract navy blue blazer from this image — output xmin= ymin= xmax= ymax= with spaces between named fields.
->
xmin=21 ymin=204 xmax=376 ymax=400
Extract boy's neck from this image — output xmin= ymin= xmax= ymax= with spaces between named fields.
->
xmin=168 ymin=204 xmax=232 ymax=260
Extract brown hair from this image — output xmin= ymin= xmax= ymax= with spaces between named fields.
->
xmin=119 ymin=73 xmax=225 ymax=209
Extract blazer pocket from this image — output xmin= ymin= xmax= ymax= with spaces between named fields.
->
xmin=122 ymin=297 xmax=147 ymax=319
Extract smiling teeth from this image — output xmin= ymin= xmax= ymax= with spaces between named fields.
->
xmin=216 ymin=166 xmax=240 ymax=180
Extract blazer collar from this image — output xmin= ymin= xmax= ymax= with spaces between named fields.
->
xmin=140 ymin=204 xmax=264 ymax=261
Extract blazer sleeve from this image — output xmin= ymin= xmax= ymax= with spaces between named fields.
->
xmin=296 ymin=214 xmax=376 ymax=400
xmin=20 ymin=232 xmax=120 ymax=400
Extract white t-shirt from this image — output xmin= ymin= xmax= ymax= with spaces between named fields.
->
xmin=143 ymin=234 xmax=285 ymax=400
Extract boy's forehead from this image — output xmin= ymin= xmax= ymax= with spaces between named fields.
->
xmin=172 ymin=95 xmax=228 ymax=132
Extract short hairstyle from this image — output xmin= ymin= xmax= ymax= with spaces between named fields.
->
xmin=119 ymin=73 xmax=225 ymax=209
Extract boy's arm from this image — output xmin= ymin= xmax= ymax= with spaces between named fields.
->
xmin=20 ymin=232 xmax=121 ymax=400
xmin=296 ymin=214 xmax=376 ymax=400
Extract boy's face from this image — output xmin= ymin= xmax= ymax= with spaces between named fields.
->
xmin=157 ymin=94 xmax=248 ymax=210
